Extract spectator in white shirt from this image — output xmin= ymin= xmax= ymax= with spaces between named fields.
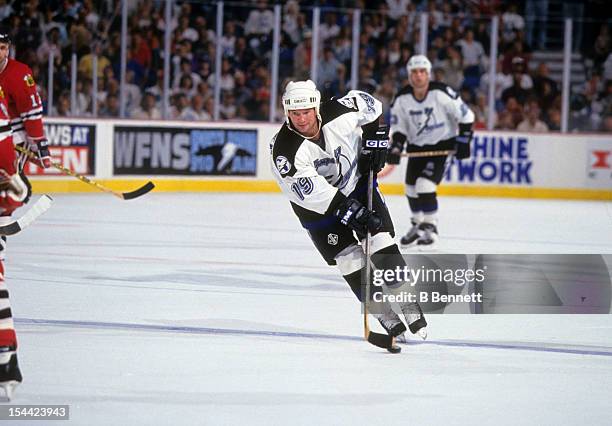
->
xmin=189 ymin=94 xmax=212 ymax=121
xmin=130 ymin=93 xmax=162 ymax=120
xmin=282 ymin=0 xmax=300 ymax=44
xmin=456 ymin=29 xmax=485 ymax=71
xmin=219 ymin=20 xmax=237 ymax=57
xmin=456 ymin=29 xmax=486 ymax=89
xmin=172 ymin=93 xmax=194 ymax=120
xmin=172 ymin=58 xmax=202 ymax=90
xmin=206 ymin=58 xmax=235 ymax=93
xmin=517 ymin=100 xmax=549 ymax=132
xmin=319 ymin=12 xmax=340 ymax=46
xmin=244 ymin=0 xmax=274 ymax=36
xmin=177 ymin=15 xmax=198 ymax=42
xmin=386 ymin=0 xmax=410 ymax=22
xmin=501 ymin=4 xmax=525 ymax=44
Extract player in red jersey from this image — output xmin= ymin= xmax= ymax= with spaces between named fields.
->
xmin=0 ymin=33 xmax=51 ymax=177
xmin=0 ymin=82 xmax=28 ymax=400
xmin=0 ymin=32 xmax=51 ymax=399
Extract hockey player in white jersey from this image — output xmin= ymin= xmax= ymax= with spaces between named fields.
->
xmin=387 ymin=55 xmax=475 ymax=249
xmin=270 ymin=80 xmax=427 ymax=342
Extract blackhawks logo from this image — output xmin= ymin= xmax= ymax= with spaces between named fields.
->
xmin=0 ymin=85 xmax=4 ymax=99
xmin=24 ymin=74 xmax=35 ymax=87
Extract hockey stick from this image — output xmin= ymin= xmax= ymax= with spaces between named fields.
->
xmin=14 ymin=145 xmax=155 ymax=200
xmin=0 ymin=195 xmax=53 ymax=236
xmin=401 ymin=149 xmax=455 ymax=158
xmin=363 ymin=165 xmax=401 ymax=354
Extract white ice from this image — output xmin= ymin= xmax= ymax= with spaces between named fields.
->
xmin=4 ymin=193 xmax=612 ymax=425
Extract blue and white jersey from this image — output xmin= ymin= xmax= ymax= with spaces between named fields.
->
xmin=390 ymin=82 xmax=474 ymax=147
xmin=270 ymin=90 xmax=382 ymax=217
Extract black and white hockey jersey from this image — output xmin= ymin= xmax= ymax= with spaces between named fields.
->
xmin=389 ymin=82 xmax=474 ymax=147
xmin=270 ymin=90 xmax=382 ymax=221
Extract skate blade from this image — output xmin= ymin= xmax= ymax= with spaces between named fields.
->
xmin=399 ymin=238 xmax=419 ymax=247
xmin=395 ymin=333 xmax=407 ymax=344
xmin=417 ymin=242 xmax=438 ymax=251
xmin=395 ymin=330 xmax=428 ymax=343
xmin=399 ymin=242 xmax=421 ymax=252
xmin=1 ymin=381 xmax=19 ymax=401
xmin=417 ymin=327 xmax=428 ymax=340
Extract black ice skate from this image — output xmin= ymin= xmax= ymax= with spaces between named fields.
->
xmin=0 ymin=346 xmax=22 ymax=401
xmin=400 ymin=302 xmax=428 ymax=340
xmin=416 ymin=223 xmax=438 ymax=250
xmin=373 ymin=309 xmax=407 ymax=338
xmin=399 ymin=220 xmax=420 ymax=246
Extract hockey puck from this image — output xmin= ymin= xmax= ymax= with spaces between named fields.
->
xmin=387 ymin=344 xmax=401 ymax=354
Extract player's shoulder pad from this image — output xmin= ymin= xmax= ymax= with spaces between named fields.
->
xmin=320 ymin=96 xmax=357 ymax=125
xmin=390 ymin=85 xmax=413 ymax=107
xmin=428 ymin=81 xmax=459 ymax=99
xmin=7 ymin=59 xmax=33 ymax=76
xmin=272 ymin=124 xmax=303 ymax=178
xmin=6 ymin=59 xmax=36 ymax=86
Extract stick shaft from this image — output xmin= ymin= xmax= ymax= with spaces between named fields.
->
xmin=14 ymin=145 xmax=154 ymax=200
xmin=15 ymin=144 xmax=124 ymax=199
xmin=363 ymin=168 xmax=374 ymax=338
xmin=401 ymin=149 xmax=455 ymax=158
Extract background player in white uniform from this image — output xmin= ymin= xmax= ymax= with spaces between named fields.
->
xmin=387 ymin=55 xmax=475 ymax=249
xmin=270 ymin=80 xmax=427 ymax=340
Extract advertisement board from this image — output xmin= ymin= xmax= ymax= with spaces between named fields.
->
xmin=379 ymin=132 xmax=612 ymax=192
xmin=113 ymin=126 xmax=257 ymax=176
xmin=586 ymin=139 xmax=612 ymax=188
xmin=444 ymin=134 xmax=532 ymax=185
xmin=24 ymin=122 xmax=96 ymax=176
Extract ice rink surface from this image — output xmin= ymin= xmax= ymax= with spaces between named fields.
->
xmin=3 ymin=192 xmax=612 ymax=425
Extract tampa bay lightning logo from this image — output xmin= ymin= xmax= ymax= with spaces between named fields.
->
xmin=313 ymin=147 xmax=353 ymax=189
xmin=276 ymin=156 xmax=291 ymax=175
xmin=338 ymin=96 xmax=358 ymax=110
xmin=358 ymin=93 xmax=376 ymax=112
xmin=414 ymin=107 xmax=438 ymax=136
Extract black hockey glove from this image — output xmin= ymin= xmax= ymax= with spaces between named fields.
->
xmin=454 ymin=123 xmax=473 ymax=160
xmin=33 ymin=138 xmax=52 ymax=168
xmin=334 ymin=198 xmax=382 ymax=235
xmin=386 ymin=133 xmax=407 ymax=165
xmin=359 ymin=124 xmax=389 ymax=174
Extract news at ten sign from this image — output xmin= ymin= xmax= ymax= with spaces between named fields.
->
xmin=26 ymin=123 xmax=96 ymax=176
xmin=113 ymin=126 xmax=257 ymax=176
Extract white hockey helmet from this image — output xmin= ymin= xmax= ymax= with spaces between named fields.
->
xmin=406 ymin=54 xmax=432 ymax=76
xmin=282 ymin=80 xmax=321 ymax=123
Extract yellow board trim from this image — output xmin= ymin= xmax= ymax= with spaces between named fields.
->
xmin=379 ymin=183 xmax=612 ymax=201
xmin=28 ymin=179 xmax=612 ymax=201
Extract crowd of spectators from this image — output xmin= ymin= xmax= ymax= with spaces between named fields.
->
xmin=2 ymin=0 xmax=611 ymax=132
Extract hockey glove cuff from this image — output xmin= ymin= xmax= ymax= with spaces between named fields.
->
xmin=29 ymin=137 xmax=52 ymax=168
xmin=334 ymin=198 xmax=382 ymax=235
xmin=386 ymin=133 xmax=407 ymax=165
xmin=359 ymin=124 xmax=389 ymax=174
xmin=455 ymin=123 xmax=473 ymax=160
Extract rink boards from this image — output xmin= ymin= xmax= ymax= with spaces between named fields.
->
xmin=25 ymin=118 xmax=612 ymax=200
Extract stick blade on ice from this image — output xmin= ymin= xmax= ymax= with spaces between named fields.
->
xmin=0 ymin=195 xmax=53 ymax=236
